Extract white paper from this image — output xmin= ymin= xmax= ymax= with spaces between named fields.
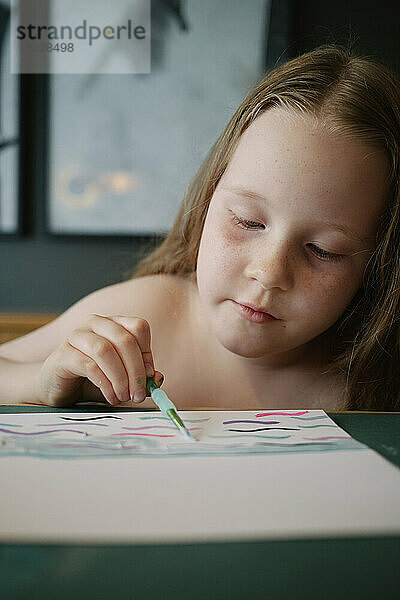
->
xmin=1 ymin=410 xmax=399 ymax=544
xmin=0 ymin=409 xmax=366 ymax=457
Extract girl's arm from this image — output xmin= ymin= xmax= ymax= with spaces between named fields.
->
xmin=0 ymin=358 xmax=44 ymax=404
xmin=0 ymin=280 xmax=138 ymax=364
xmin=0 ymin=275 xmax=168 ymax=405
xmin=0 ymin=282 xmax=116 ymax=404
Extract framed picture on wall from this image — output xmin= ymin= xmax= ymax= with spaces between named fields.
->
xmin=0 ymin=0 xmax=22 ymax=236
xmin=43 ymin=0 xmax=272 ymax=236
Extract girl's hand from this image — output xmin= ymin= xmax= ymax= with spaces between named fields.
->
xmin=35 ymin=314 xmax=164 ymax=407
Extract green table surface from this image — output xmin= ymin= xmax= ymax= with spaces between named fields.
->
xmin=0 ymin=406 xmax=399 ymax=600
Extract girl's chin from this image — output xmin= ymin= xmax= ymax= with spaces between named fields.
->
xmin=214 ymin=329 xmax=284 ymax=359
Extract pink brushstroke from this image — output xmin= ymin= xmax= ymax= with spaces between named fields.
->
xmin=111 ymin=433 xmax=175 ymax=438
xmin=302 ymin=436 xmax=349 ymax=441
xmin=255 ymin=411 xmax=309 ymax=417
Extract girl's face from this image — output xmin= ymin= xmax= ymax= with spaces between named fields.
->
xmin=195 ymin=107 xmax=388 ymax=366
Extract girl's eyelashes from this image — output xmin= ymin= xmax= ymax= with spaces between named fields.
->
xmin=306 ymin=243 xmax=344 ymax=263
xmin=231 ymin=214 xmax=264 ymax=230
xmin=230 ymin=212 xmax=345 ymax=263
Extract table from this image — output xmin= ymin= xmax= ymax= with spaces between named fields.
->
xmin=1 ymin=406 xmax=399 ymax=600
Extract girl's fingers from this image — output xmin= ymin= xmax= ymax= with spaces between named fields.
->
xmin=61 ymin=341 xmax=120 ymax=406
xmin=154 ymin=371 xmax=164 ymax=387
xmin=67 ymin=328 xmax=132 ymax=403
xmin=80 ymin=314 xmax=155 ymax=402
xmin=111 ymin=315 xmax=155 ymax=376
xmin=108 ymin=315 xmax=156 ymax=400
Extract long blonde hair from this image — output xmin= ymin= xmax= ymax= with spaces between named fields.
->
xmin=130 ymin=44 xmax=400 ymax=411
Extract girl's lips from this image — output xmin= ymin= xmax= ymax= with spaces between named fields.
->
xmin=232 ymin=301 xmax=278 ymax=324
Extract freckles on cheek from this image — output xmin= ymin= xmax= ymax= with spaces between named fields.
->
xmin=307 ymin=270 xmax=361 ymax=308
xmin=215 ymin=221 xmax=241 ymax=261
xmin=223 ymin=242 xmax=244 ymax=275
xmin=199 ymin=222 xmax=236 ymax=283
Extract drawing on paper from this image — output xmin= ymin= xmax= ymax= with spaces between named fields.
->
xmin=0 ymin=410 xmax=367 ymax=459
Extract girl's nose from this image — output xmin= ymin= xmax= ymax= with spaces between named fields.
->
xmin=245 ymin=240 xmax=293 ymax=291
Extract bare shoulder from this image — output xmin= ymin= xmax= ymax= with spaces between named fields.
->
xmin=107 ymin=274 xmax=191 ymax=334
xmin=311 ymin=370 xmax=347 ymax=411
xmin=80 ymin=273 xmax=188 ymax=321
xmin=0 ymin=273 xmax=190 ymax=363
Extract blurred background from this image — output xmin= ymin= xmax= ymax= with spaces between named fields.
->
xmin=0 ymin=0 xmax=399 ymax=341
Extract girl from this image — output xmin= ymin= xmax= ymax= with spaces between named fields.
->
xmin=1 ymin=45 xmax=399 ymax=411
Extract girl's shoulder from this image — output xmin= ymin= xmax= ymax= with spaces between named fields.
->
xmin=100 ymin=273 xmax=186 ymax=316
xmin=306 ymin=370 xmax=347 ymax=411
xmin=112 ymin=271 xmax=192 ymax=352
xmin=112 ymin=273 xmax=190 ymax=324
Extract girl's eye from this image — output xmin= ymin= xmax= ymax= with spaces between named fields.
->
xmin=307 ymin=243 xmax=344 ymax=263
xmin=231 ymin=214 xmax=264 ymax=230
xmin=230 ymin=213 xmax=344 ymax=263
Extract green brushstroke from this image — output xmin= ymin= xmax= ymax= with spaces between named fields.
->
xmin=139 ymin=416 xmax=168 ymax=421
xmin=298 ymin=424 xmax=336 ymax=428
xmin=139 ymin=416 xmax=210 ymax=423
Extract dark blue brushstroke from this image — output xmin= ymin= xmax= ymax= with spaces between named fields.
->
xmin=39 ymin=422 xmax=108 ymax=427
xmin=0 ymin=428 xmax=87 ymax=435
